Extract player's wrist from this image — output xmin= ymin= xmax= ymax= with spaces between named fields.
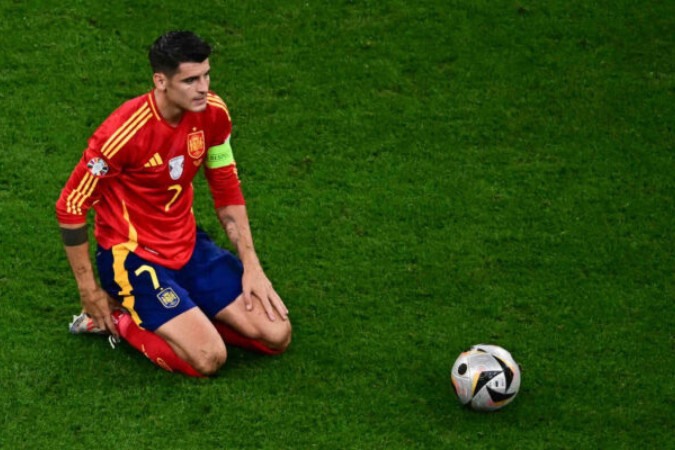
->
xmin=77 ymin=282 xmax=100 ymax=297
xmin=240 ymin=253 xmax=262 ymax=271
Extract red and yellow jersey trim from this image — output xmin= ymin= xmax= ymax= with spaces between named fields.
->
xmin=65 ymin=172 xmax=99 ymax=215
xmin=146 ymin=92 xmax=162 ymax=121
xmin=207 ymin=93 xmax=231 ymax=120
xmin=101 ymin=102 xmax=153 ymax=160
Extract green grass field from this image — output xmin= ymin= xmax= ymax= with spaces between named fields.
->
xmin=1 ymin=0 xmax=672 ymax=448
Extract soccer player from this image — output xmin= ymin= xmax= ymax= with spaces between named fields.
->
xmin=56 ymin=31 xmax=291 ymax=377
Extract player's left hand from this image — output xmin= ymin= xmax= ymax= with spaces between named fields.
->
xmin=242 ymin=267 xmax=289 ymax=322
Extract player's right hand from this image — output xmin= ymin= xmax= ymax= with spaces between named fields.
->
xmin=80 ymin=286 xmax=119 ymax=337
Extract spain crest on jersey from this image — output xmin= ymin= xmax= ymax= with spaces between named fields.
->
xmin=187 ymin=130 xmax=206 ymax=159
xmin=156 ymin=287 xmax=180 ymax=309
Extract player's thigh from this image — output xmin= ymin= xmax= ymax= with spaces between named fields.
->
xmin=179 ymin=230 xmax=243 ymax=318
xmin=97 ymin=244 xmax=198 ymax=331
xmin=215 ymin=294 xmax=292 ymax=345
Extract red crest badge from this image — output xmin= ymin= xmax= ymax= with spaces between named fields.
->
xmin=187 ymin=131 xmax=206 ymax=159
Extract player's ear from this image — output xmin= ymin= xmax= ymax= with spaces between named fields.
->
xmin=153 ymin=72 xmax=167 ymax=91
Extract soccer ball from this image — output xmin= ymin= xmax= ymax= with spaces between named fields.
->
xmin=450 ymin=344 xmax=521 ymax=411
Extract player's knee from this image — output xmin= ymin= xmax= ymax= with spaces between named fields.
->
xmin=193 ymin=344 xmax=227 ymax=376
xmin=265 ymin=320 xmax=292 ymax=352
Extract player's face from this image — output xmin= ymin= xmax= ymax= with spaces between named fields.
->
xmin=163 ymin=59 xmax=211 ymax=113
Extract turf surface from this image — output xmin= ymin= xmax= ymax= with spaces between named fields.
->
xmin=1 ymin=1 xmax=672 ymax=448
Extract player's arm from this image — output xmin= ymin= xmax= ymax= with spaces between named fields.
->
xmin=203 ymin=103 xmax=288 ymax=321
xmin=56 ymin=146 xmax=119 ymax=336
xmin=58 ymin=223 xmax=118 ymax=336
xmin=216 ymin=205 xmax=289 ymax=322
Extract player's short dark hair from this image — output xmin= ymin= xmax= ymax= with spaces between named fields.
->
xmin=149 ymin=31 xmax=211 ymax=76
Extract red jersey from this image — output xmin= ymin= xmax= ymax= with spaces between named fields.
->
xmin=56 ymin=90 xmax=245 ymax=270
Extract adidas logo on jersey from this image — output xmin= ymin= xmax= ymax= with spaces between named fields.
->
xmin=144 ymin=153 xmax=164 ymax=167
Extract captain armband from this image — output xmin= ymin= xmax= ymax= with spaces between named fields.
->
xmin=60 ymin=225 xmax=89 ymax=246
xmin=206 ymin=137 xmax=235 ymax=169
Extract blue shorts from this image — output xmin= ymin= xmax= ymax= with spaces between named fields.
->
xmin=97 ymin=230 xmax=243 ymax=331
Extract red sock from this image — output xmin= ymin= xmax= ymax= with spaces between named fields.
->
xmin=211 ymin=321 xmax=283 ymax=356
xmin=113 ymin=311 xmax=204 ymax=377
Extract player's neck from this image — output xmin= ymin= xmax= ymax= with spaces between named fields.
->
xmin=153 ymin=88 xmax=184 ymax=127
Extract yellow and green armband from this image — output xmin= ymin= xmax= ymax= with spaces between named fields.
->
xmin=206 ymin=137 xmax=234 ymax=169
